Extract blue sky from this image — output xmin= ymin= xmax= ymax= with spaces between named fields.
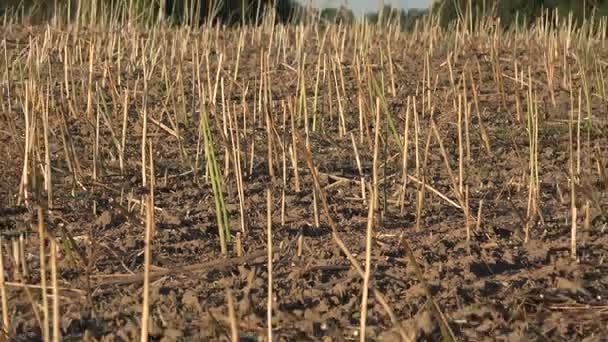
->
xmin=300 ymin=0 xmax=433 ymax=16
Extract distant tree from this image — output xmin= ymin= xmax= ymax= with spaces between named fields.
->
xmin=320 ymin=6 xmax=354 ymax=24
xmin=164 ymin=0 xmax=305 ymax=25
xmin=432 ymin=0 xmax=608 ymax=29
xmin=365 ymin=5 xmax=429 ymax=31
xmin=0 ymin=0 xmax=306 ymax=26
xmin=402 ymin=8 xmax=430 ymax=30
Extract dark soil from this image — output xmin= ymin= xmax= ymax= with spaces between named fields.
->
xmin=0 ymin=25 xmax=607 ymax=341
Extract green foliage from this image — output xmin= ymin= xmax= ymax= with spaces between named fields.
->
xmin=365 ymin=5 xmax=429 ymax=31
xmin=432 ymin=0 xmax=608 ymax=28
xmin=320 ymin=6 xmax=354 ymax=24
xmin=0 ymin=0 xmax=306 ymax=26
xmin=200 ymin=106 xmax=230 ymax=255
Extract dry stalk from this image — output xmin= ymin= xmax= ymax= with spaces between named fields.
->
xmin=415 ymin=130 xmax=434 ymax=232
xmin=372 ymin=98 xmax=381 ymax=210
xmin=38 ymin=208 xmax=50 ymax=342
xmin=266 ymin=90 xmax=275 ymax=179
xmin=350 ymin=133 xmax=366 ymax=203
xmin=476 ymin=199 xmax=484 ymax=231
xmin=465 ymin=102 xmax=471 ymax=161
xmin=141 ymin=74 xmax=148 ymax=188
xmin=228 ymin=104 xmax=246 ymax=233
xmin=569 ymin=88 xmax=577 ymax=260
xmin=93 ymin=95 xmax=100 ymax=181
xmin=361 ymin=97 xmax=381 ymax=341
xmin=312 ymin=187 xmax=320 ymax=228
xmin=468 ymin=70 xmax=492 ymax=155
xmin=399 ymin=97 xmax=411 ymax=213
xmin=50 ymin=238 xmax=60 ymax=342
xmin=120 ymin=89 xmax=129 ymax=176
xmin=86 ymin=42 xmax=95 ymax=121
xmin=407 ymin=175 xmax=461 ymax=209
xmin=19 ymin=235 xmax=28 ymax=278
xmin=0 ymin=238 xmax=9 ymax=335
xmin=266 ymin=189 xmax=273 ymax=342
xmin=42 ymin=90 xmax=52 ymax=209
xmin=226 ymin=288 xmax=238 ymax=342
xmin=331 ymin=56 xmax=346 ymax=137
xmin=458 ymin=95 xmax=464 ymax=195
xmin=295 ymin=130 xmax=408 ymax=341
xmin=396 ymin=231 xmax=456 ymax=342
xmin=430 ymin=121 xmax=464 ymax=205
xmin=289 ymin=102 xmax=301 ymax=192
xmin=360 ymin=188 xmax=375 ymax=341
xmin=140 ymin=195 xmax=154 ymax=341
xmin=12 ymin=239 xmax=19 ymax=281
xmin=18 ymin=85 xmax=31 ymax=206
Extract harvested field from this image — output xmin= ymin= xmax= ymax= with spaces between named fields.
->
xmin=0 ymin=15 xmax=608 ymax=341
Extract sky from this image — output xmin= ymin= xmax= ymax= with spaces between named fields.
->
xmin=300 ymin=0 xmax=434 ymax=16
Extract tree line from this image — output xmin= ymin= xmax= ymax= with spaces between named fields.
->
xmin=433 ymin=0 xmax=608 ymax=28
xmin=0 ymin=0 xmax=306 ymax=25
xmin=2 ymin=0 xmax=608 ymax=28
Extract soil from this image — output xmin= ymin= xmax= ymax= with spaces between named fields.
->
xmin=0 ymin=25 xmax=608 ymax=341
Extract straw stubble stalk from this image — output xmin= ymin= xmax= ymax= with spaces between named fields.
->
xmin=50 ymin=239 xmax=60 ymax=342
xmin=42 ymin=91 xmax=52 ymax=210
xmin=296 ymin=129 xmax=427 ymax=341
xmin=120 ymin=89 xmax=129 ymax=176
xmin=149 ymin=141 xmax=156 ymax=235
xmin=350 ymin=133 xmax=366 ymax=203
xmin=465 ymin=102 xmax=471 ymax=162
xmin=299 ymin=53 xmax=310 ymax=139
xmin=468 ymin=70 xmax=492 ymax=156
xmin=360 ymin=188 xmax=375 ymax=342
xmin=141 ymin=75 xmax=148 ymax=188
xmin=93 ymin=95 xmax=100 ymax=181
xmin=228 ymin=104 xmax=246 ymax=233
xmin=576 ymin=88 xmax=582 ymax=177
xmin=312 ymin=186 xmax=320 ymax=228
xmin=415 ymin=129 xmax=433 ymax=232
xmin=266 ymin=189 xmax=273 ymax=342
xmin=86 ymin=42 xmax=95 ymax=121
xmin=458 ymin=94 xmax=464 ymax=195
xmin=18 ymin=84 xmax=31 ymax=206
xmin=312 ymin=41 xmax=325 ymax=132
xmin=399 ymin=97 xmax=411 ymax=213
xmin=266 ymin=101 xmax=274 ymax=179
xmin=569 ymin=89 xmax=577 ymax=260
xmin=140 ymin=195 xmax=154 ymax=342
xmin=38 ymin=208 xmax=50 ymax=342
xmin=465 ymin=185 xmax=471 ymax=243
xmin=332 ymin=56 xmax=346 ymax=137
xmin=19 ymin=234 xmax=28 ymax=278
xmin=226 ymin=288 xmax=238 ymax=342
xmin=430 ymin=121 xmax=464 ymax=207
xmin=387 ymin=39 xmax=396 ymax=97
xmin=221 ymin=79 xmax=231 ymax=176
xmin=11 ymin=241 xmax=19 ymax=280
xmin=0 ymin=237 xmax=9 ymax=335
xmin=361 ymin=97 xmax=381 ymax=341
xmin=372 ymin=98 xmax=381 ymax=210
xmin=233 ymin=31 xmax=243 ymax=81
xmin=289 ymin=105 xmax=301 ymax=192
xmin=413 ymin=97 xmax=420 ymax=178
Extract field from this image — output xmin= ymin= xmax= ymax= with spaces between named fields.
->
xmin=1 ymin=12 xmax=608 ymax=341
